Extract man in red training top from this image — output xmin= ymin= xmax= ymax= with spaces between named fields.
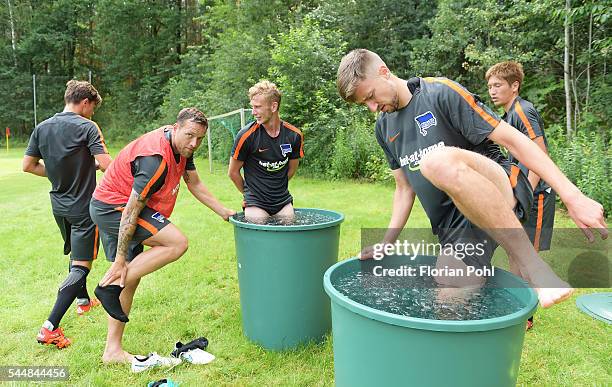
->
xmin=90 ymin=107 xmax=235 ymax=363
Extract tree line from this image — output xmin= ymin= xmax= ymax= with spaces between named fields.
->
xmin=1 ymin=0 xmax=609 ymax=211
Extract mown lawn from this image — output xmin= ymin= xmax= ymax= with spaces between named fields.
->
xmin=0 ymin=148 xmax=609 ymax=386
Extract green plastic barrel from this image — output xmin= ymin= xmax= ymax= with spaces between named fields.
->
xmin=324 ymin=255 xmax=538 ymax=387
xmin=230 ymin=208 xmax=344 ymax=350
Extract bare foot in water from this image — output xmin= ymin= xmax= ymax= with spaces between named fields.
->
xmin=102 ymin=350 xmax=134 ymax=364
xmin=536 ymin=287 xmax=574 ymax=308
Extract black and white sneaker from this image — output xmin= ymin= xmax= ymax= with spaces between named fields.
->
xmin=171 ymin=337 xmax=214 ymax=365
xmin=171 ymin=337 xmax=208 ymax=357
xmin=131 ymin=352 xmax=181 ymax=373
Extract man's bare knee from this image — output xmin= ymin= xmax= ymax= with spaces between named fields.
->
xmin=421 ymin=149 xmax=467 ymax=189
xmin=171 ymin=235 xmax=188 ymax=260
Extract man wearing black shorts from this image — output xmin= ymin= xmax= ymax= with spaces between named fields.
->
xmin=228 ymin=80 xmax=304 ymax=222
xmin=23 ymin=80 xmax=112 ymax=348
xmin=336 ymin=49 xmax=607 ymax=308
xmin=487 ymin=61 xmax=555 ymax=253
xmin=90 ymin=108 xmax=235 ymax=364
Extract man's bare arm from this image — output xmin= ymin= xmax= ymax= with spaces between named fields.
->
xmin=116 ymin=190 xmax=148 ymax=259
xmin=185 ymin=169 xmax=235 ymax=220
xmin=95 ymin=153 xmax=113 ymax=172
xmin=288 ymin=159 xmax=299 ymax=180
xmin=228 ymin=158 xmax=245 ymax=193
xmin=489 ymin=120 xmax=607 ymax=241
xmin=22 ymin=155 xmax=46 ymax=177
xmin=99 ymin=190 xmax=148 ymax=287
xmin=360 ymin=169 xmax=416 ymax=259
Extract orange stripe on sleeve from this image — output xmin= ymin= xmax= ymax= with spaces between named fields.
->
xmin=88 ymin=119 xmax=109 ymax=154
xmin=533 ymin=193 xmax=544 ymax=252
xmin=426 ymin=78 xmax=500 ymax=128
xmin=283 ymin=121 xmax=304 ymax=157
xmin=509 ymin=165 xmax=520 ymax=188
xmin=514 ymin=101 xmax=537 ymax=139
xmin=232 ymin=123 xmax=259 ymax=160
xmin=140 ymin=159 xmax=167 ymax=198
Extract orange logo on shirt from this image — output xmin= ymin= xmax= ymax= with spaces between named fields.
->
xmin=388 ymin=132 xmax=400 ymax=142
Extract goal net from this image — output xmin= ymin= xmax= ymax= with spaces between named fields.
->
xmin=200 ymin=108 xmax=254 ymax=173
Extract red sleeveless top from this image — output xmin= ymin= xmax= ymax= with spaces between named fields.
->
xmin=93 ymin=127 xmax=186 ymax=218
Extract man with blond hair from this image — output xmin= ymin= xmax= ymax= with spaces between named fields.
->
xmin=24 ymin=80 xmax=112 ymax=348
xmin=337 ymin=49 xmax=607 ymax=308
xmin=228 ymin=80 xmax=304 ymax=222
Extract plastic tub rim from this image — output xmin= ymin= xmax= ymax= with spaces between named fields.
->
xmin=324 ymin=256 xmax=539 ymax=332
xmin=230 ymin=207 xmax=344 ymax=232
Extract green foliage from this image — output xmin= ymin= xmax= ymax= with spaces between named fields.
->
xmin=1 ymin=0 xmax=609 ymax=194
xmin=269 ymin=18 xmax=346 ymax=127
xmin=548 ymin=126 xmax=611 ymax=214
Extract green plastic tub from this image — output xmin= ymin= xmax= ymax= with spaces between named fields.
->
xmin=230 ymin=208 xmax=344 ymax=350
xmin=324 ymin=255 xmax=538 ymax=387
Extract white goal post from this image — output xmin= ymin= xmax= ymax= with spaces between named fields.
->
xmin=206 ymin=107 xmax=252 ymax=173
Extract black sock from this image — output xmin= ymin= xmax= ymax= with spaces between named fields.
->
xmin=528 ymin=316 xmax=534 ymax=323
xmin=69 ymin=261 xmax=90 ymax=303
xmin=94 ymin=285 xmax=129 ymax=322
xmin=76 ymin=282 xmax=91 ymax=303
xmin=47 ymin=265 xmax=90 ymax=328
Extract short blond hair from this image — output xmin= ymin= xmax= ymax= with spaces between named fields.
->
xmin=337 ymin=49 xmax=384 ymax=102
xmin=248 ymin=80 xmax=281 ymax=106
xmin=485 ymin=61 xmax=524 ymax=92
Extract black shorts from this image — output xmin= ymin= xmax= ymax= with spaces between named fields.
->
xmin=437 ymin=163 xmax=534 ymax=269
xmin=523 ymin=189 xmax=555 ymax=251
xmin=53 ymin=213 xmax=99 ymax=261
xmin=243 ymin=198 xmax=293 ymax=216
xmin=89 ymin=198 xmax=171 ymax=262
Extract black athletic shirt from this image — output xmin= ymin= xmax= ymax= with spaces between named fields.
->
xmin=231 ymin=121 xmax=304 ymax=208
xmin=503 ymin=96 xmax=551 ymax=194
xmin=375 ymin=77 xmax=508 ymax=233
xmin=25 ymin=111 xmax=108 ymax=216
xmin=130 ymin=128 xmax=195 ymax=199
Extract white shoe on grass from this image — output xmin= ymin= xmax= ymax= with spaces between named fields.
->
xmin=178 ymin=348 xmax=215 ymax=365
xmin=131 ymin=352 xmax=181 ymax=373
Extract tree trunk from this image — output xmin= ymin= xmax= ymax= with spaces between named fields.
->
xmin=176 ymin=0 xmax=182 ymax=64
xmin=586 ymin=7 xmax=593 ymax=111
xmin=6 ymin=0 xmax=17 ymax=67
xmin=571 ymin=21 xmax=579 ymax=130
xmin=564 ymin=0 xmax=573 ymax=136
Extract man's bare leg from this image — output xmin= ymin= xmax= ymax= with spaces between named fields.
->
xmin=274 ymin=203 xmax=295 ymax=224
xmin=244 ymin=206 xmax=270 ymax=224
xmin=508 ymin=254 xmax=529 ymax=279
xmin=434 ymin=250 xmax=485 ymax=316
xmin=101 ymin=279 xmax=140 ymax=363
xmin=101 ymin=224 xmax=188 ymax=363
xmin=420 ymin=147 xmax=573 ymax=307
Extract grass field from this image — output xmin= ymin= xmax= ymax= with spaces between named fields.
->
xmin=0 ymin=148 xmax=610 ymax=386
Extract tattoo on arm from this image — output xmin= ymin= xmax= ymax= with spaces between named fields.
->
xmin=116 ymin=190 xmax=148 ymax=260
xmin=183 ymin=170 xmax=190 ymax=184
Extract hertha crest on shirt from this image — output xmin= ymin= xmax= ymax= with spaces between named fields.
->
xmin=280 ymin=143 xmax=292 ymax=157
xmin=415 ymin=111 xmax=437 ymax=136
